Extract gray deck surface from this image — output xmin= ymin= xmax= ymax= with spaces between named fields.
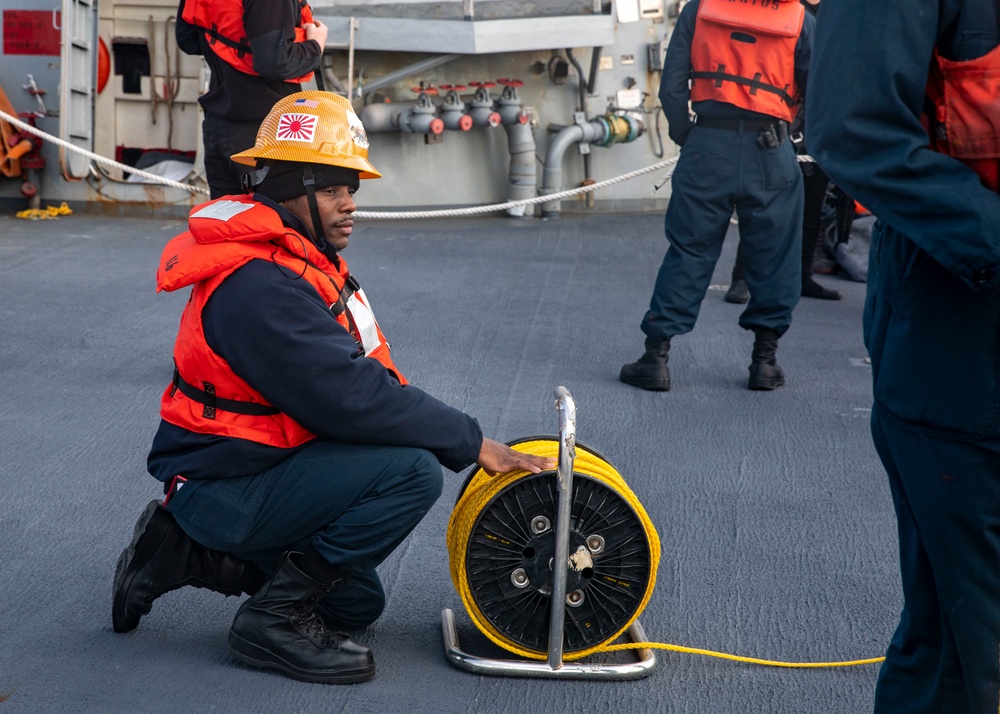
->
xmin=0 ymin=210 xmax=894 ymax=713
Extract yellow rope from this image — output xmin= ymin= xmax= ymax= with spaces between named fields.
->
xmin=447 ymin=438 xmax=660 ymax=661
xmin=447 ymin=438 xmax=885 ymax=669
xmin=598 ymin=642 xmax=884 ymax=668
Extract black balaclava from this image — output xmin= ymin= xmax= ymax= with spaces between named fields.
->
xmin=245 ymin=159 xmax=361 ymax=251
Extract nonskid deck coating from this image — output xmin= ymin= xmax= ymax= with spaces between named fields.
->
xmin=0 ymin=210 xmax=893 ymax=714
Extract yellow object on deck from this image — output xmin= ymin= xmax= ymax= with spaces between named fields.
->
xmin=448 ymin=437 xmax=884 ymax=669
xmin=16 ymin=202 xmax=73 ymax=220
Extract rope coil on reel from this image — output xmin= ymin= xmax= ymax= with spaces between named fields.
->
xmin=447 ymin=436 xmax=660 ymax=661
xmin=442 ymin=389 xmax=883 ymax=677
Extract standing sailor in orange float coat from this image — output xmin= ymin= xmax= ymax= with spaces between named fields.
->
xmin=810 ymin=0 xmax=1000 ymax=710
xmin=925 ymin=41 xmax=1000 ymax=192
xmin=690 ymin=0 xmax=804 ymax=123
xmin=175 ymin=0 xmax=327 ymax=197
xmin=180 ymin=0 xmax=315 ymax=84
xmin=620 ymin=0 xmax=814 ymax=392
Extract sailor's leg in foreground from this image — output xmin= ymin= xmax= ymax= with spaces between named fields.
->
xmin=112 ymin=499 xmax=265 ymax=633
xmin=168 ymin=441 xmax=443 ymax=683
xmin=734 ymin=133 xmax=802 ymax=390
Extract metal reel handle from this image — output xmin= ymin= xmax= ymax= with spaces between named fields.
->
xmin=547 ymin=386 xmax=577 ymax=668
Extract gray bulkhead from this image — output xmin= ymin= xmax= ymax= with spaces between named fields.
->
xmin=0 ymin=0 xmax=683 ymax=215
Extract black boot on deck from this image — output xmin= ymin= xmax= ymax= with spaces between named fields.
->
xmin=725 ymin=279 xmax=750 ymax=304
xmin=113 ymin=499 xmax=266 ymax=633
xmin=801 ymin=276 xmax=842 ymax=300
xmin=747 ymin=328 xmax=785 ymax=391
xmin=727 ymin=242 xmax=750 ymax=303
xmin=620 ymin=339 xmax=671 ymax=391
xmin=228 ymin=552 xmax=375 ymax=684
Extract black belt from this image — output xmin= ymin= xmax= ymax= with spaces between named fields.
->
xmin=695 ymin=116 xmax=781 ymax=132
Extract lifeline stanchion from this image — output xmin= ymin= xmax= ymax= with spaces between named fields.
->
xmin=441 ymin=386 xmax=658 ymax=680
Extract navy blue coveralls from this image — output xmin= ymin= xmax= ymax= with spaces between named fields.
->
xmin=809 ymin=2 xmax=1000 ymax=712
xmin=639 ymin=0 xmax=814 ymax=344
xmin=148 ymin=195 xmax=484 ymax=630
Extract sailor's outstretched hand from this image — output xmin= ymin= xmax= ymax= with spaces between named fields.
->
xmin=476 ymin=438 xmax=556 ymax=476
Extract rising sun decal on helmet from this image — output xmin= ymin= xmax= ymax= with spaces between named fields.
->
xmin=276 ymin=113 xmax=318 ymax=142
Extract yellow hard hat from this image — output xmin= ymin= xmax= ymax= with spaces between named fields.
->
xmin=231 ymin=91 xmax=381 ymax=179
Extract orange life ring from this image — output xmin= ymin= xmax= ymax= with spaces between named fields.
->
xmin=97 ymin=37 xmax=110 ymax=94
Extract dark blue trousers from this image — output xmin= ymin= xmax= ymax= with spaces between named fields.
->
xmin=871 ymin=408 xmax=1000 ymax=713
xmin=865 ymin=222 xmax=1000 ymax=714
xmin=202 ymin=113 xmax=259 ymax=200
xmin=641 ymin=124 xmax=802 ymax=341
xmin=166 ymin=440 xmax=444 ymax=629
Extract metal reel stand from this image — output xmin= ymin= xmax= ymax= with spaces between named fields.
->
xmin=440 ymin=386 xmax=657 ymax=680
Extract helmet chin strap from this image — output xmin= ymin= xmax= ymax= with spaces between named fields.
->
xmin=301 ymin=164 xmax=329 ymax=252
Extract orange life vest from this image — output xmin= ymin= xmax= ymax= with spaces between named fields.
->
xmin=156 ymin=196 xmax=406 ymax=449
xmin=180 ymin=0 xmax=315 ymax=84
xmin=690 ymin=0 xmax=804 ymax=123
xmin=925 ymin=42 xmax=1000 ymax=192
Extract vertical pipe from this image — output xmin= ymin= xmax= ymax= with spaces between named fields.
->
xmin=505 ymin=121 xmax=536 ymax=217
xmin=540 ymin=121 xmax=605 ymax=217
xmin=565 ymin=48 xmax=595 ymax=207
xmin=565 ymin=49 xmax=589 ymax=118
xmin=586 ymin=48 xmax=603 ymax=208
xmin=347 ymin=17 xmax=357 ymax=99
xmin=587 ymin=47 xmax=603 ymax=95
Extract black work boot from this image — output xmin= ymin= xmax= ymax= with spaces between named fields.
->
xmin=112 ymin=500 xmax=266 ymax=633
xmin=725 ymin=279 xmax=750 ymax=304
xmin=227 ymin=552 xmax=375 ymax=684
xmin=747 ymin=328 xmax=785 ymax=390
xmin=801 ymin=276 xmax=842 ymax=300
xmin=726 ymin=248 xmax=750 ymax=303
xmin=620 ymin=339 xmax=671 ymax=391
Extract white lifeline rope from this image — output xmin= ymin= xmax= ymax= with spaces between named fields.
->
xmin=357 ymin=152 xmax=815 ymax=219
xmin=0 ymin=108 xmax=211 ymax=195
xmin=0 ymin=107 xmax=814 ymax=220
xmin=356 ymin=157 xmax=679 ymax=220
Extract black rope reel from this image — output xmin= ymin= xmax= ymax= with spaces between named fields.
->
xmin=463 ymin=441 xmax=655 ymax=656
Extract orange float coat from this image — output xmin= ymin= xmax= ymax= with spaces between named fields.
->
xmin=925 ymin=42 xmax=1000 ymax=192
xmin=690 ymin=0 xmax=805 ymax=123
xmin=156 ymin=196 xmax=405 ymax=449
xmin=180 ymin=0 xmax=315 ymax=84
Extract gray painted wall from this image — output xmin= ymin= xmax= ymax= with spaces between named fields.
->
xmin=0 ymin=0 xmax=678 ymax=215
